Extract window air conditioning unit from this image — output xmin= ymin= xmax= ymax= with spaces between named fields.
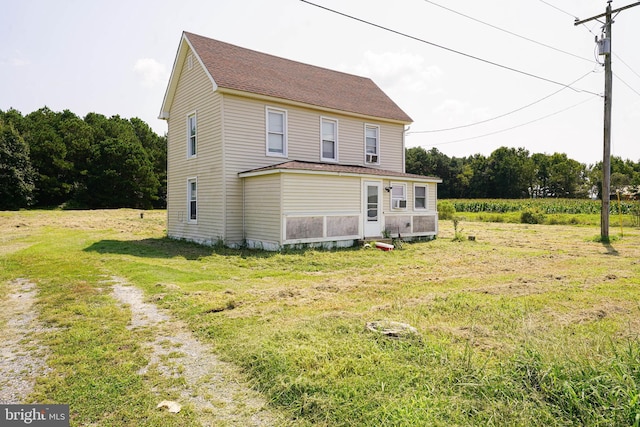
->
xmin=366 ymin=154 xmax=378 ymax=163
xmin=393 ymin=199 xmax=407 ymax=209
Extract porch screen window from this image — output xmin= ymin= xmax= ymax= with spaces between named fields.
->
xmin=267 ymin=109 xmax=286 ymax=156
xmin=415 ymin=185 xmax=427 ymax=209
xmin=321 ymin=118 xmax=337 ymax=161
xmin=187 ymin=113 xmax=197 ymax=157
xmin=367 ymin=186 xmax=378 ymax=221
xmin=188 ymin=179 xmax=197 ymax=221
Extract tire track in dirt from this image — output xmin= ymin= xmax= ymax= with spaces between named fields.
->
xmin=0 ymin=279 xmax=51 ymax=404
xmin=111 ymin=278 xmax=284 ymax=426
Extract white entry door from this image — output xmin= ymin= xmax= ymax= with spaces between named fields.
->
xmin=364 ymin=181 xmax=382 ymax=237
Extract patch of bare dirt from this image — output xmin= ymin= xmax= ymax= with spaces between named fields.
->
xmin=559 ymin=303 xmax=632 ymax=325
xmin=467 ymin=280 xmax=547 ymax=297
xmin=0 ymin=279 xmax=51 ymax=404
xmin=111 ymin=278 xmax=285 ymax=426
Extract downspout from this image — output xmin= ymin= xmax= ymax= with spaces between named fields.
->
xmin=242 ymin=178 xmax=246 ymax=242
xmin=402 ymin=125 xmax=410 ymax=174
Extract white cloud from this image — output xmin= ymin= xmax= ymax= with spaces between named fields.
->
xmin=341 ymin=50 xmax=442 ymax=94
xmin=433 ymin=99 xmax=469 ymax=116
xmin=9 ymin=57 xmax=30 ymax=67
xmin=1 ymin=51 xmax=30 ymax=67
xmin=470 ymin=107 xmax=493 ymax=122
xmin=431 ymin=101 xmax=494 ymax=127
xmin=133 ymin=58 xmax=168 ymax=88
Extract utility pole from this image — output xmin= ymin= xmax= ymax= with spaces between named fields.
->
xmin=575 ymin=1 xmax=640 ymax=241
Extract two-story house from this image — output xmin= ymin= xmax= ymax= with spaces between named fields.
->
xmin=160 ymin=32 xmax=441 ymax=250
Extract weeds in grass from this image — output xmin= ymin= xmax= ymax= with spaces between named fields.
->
xmin=452 ymin=216 xmax=466 ymax=241
xmin=512 ymin=341 xmax=640 ymax=425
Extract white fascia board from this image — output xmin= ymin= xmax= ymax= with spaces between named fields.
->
xmin=238 ymin=168 xmax=441 ymax=183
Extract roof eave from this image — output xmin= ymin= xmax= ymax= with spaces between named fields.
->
xmin=239 ymin=167 xmax=441 ymax=182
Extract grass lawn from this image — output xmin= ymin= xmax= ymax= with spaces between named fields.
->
xmin=1 ymin=209 xmax=640 ymax=426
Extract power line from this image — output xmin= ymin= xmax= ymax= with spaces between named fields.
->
xmin=423 ymin=0 xmax=594 ymax=64
xmin=420 ymin=97 xmax=597 ymax=147
xmin=407 ymin=70 xmax=596 ymax=134
xmin=535 ymin=0 xmax=604 ymax=45
xmin=613 ymin=52 xmax=640 ymax=81
xmin=614 ymin=73 xmax=640 ymax=98
xmin=299 ymin=0 xmax=601 ymax=97
xmin=537 ymin=0 xmax=578 ymax=20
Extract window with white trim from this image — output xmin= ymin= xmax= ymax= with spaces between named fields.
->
xmin=187 ymin=178 xmax=197 ymax=222
xmin=321 ymin=118 xmax=338 ymax=161
xmin=266 ymin=108 xmax=287 ymax=156
xmin=414 ymin=185 xmax=427 ymax=210
xmin=187 ymin=113 xmax=197 ymax=157
xmin=365 ymin=124 xmax=379 ymax=164
xmin=391 ymin=183 xmax=407 ymax=209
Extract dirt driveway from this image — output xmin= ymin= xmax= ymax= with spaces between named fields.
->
xmin=1 ymin=275 xmax=285 ymax=426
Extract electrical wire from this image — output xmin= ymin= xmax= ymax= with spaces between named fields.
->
xmin=299 ymin=0 xmax=602 ymax=97
xmin=419 ymin=97 xmax=597 ymax=147
xmin=537 ymin=0 xmax=578 ymax=20
xmin=594 ymin=43 xmax=604 ymax=66
xmin=407 ymin=71 xmax=597 ymax=134
xmin=613 ymin=53 xmax=640 ymax=81
xmin=535 ymin=0 xmax=604 ymax=42
xmin=614 ymin=73 xmax=640 ymax=98
xmin=423 ymin=0 xmax=594 ymax=64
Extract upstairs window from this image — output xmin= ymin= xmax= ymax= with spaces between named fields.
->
xmin=187 ymin=178 xmax=197 ymax=222
xmin=365 ymin=124 xmax=379 ymax=164
xmin=187 ymin=113 xmax=197 ymax=157
xmin=414 ymin=185 xmax=427 ymax=210
xmin=266 ymin=108 xmax=287 ymax=157
xmin=391 ymin=183 xmax=407 ymax=209
xmin=321 ymin=118 xmax=338 ymax=162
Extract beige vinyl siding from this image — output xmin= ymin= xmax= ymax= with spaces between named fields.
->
xmin=378 ymin=124 xmax=405 ymax=172
xmin=221 ymin=94 xmax=406 ymax=169
xmin=404 ymin=182 xmax=440 ymax=212
xmin=428 ymin=183 xmax=437 ymax=211
xmin=411 ymin=182 xmax=438 ymax=213
xmin=166 ymin=45 xmax=224 ymax=244
xmin=281 ymin=174 xmax=361 ymax=213
xmin=381 ymin=180 xmax=438 ymax=237
xmin=381 ymin=181 xmax=438 ymax=214
xmin=220 ymin=95 xmax=271 ymax=244
xmin=243 ymin=174 xmax=282 ymax=245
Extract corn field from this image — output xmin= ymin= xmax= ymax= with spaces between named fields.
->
xmin=450 ymin=198 xmax=640 ymax=216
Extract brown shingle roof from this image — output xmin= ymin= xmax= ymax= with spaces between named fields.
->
xmin=239 ymin=161 xmax=441 ymax=182
xmin=184 ymin=32 xmax=412 ymax=123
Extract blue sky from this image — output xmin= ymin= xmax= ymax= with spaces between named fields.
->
xmin=1 ymin=0 xmax=639 ymax=164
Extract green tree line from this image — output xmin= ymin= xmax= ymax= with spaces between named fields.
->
xmin=0 ymin=107 xmax=166 ymax=210
xmin=406 ymin=146 xmax=640 ymax=199
xmin=4 ymin=107 xmax=639 ymax=210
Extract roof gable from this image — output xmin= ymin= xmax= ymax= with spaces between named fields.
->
xmin=160 ymin=32 xmax=412 ymax=123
